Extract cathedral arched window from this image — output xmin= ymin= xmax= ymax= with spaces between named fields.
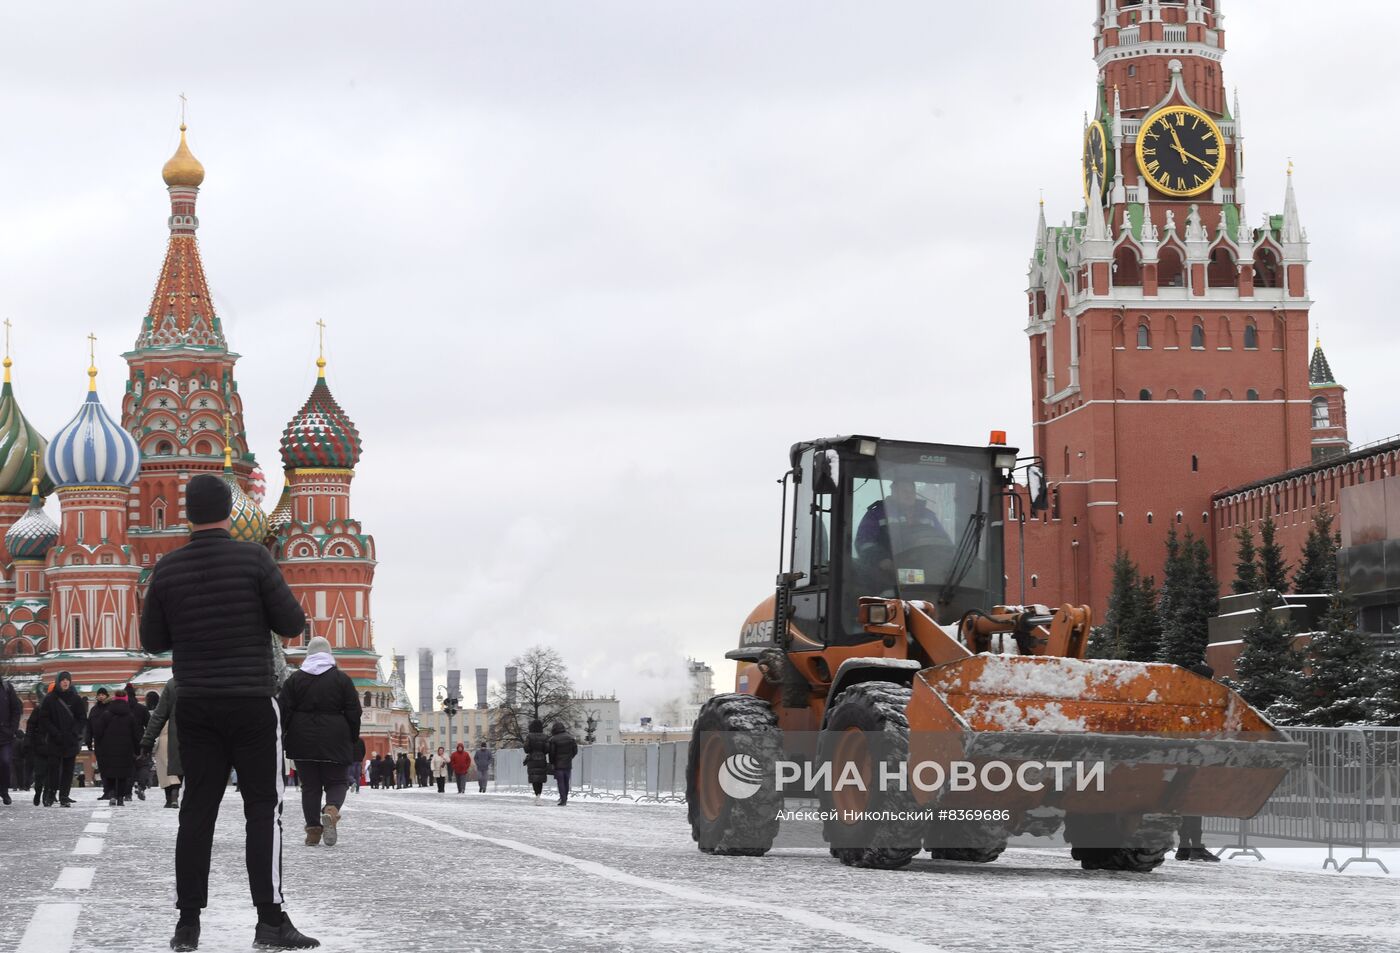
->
xmin=1191 ymin=323 xmax=1206 ymax=349
xmin=1312 ymin=397 xmax=1331 ymax=429
xmin=1243 ymin=323 xmax=1259 ymax=350
xmin=1137 ymin=323 xmax=1151 ymax=348
xmin=156 ymin=440 xmax=174 ymax=456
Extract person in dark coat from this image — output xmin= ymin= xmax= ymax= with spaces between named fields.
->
xmin=14 ymin=729 xmax=32 ymax=792
xmin=278 ymin=636 xmax=361 ymax=848
xmin=368 ymin=753 xmax=383 ymax=789
xmin=126 ymin=683 xmax=151 ymax=800
xmin=0 ymin=676 xmax=22 ymax=805
xmin=28 ymin=686 xmax=60 ymax=806
xmin=37 ymin=672 xmax=86 ymax=806
xmin=93 ymin=689 xmax=143 ymax=806
xmin=546 ymin=722 xmax=579 ymax=807
xmin=396 ymin=752 xmax=411 ymax=790
xmin=523 ymin=719 xmax=551 ymax=804
xmin=415 ymin=751 xmax=430 ymax=788
xmin=141 ymin=680 xmax=182 ymax=809
xmin=350 ymin=737 xmax=366 ymax=793
xmin=473 ymin=744 xmax=493 ymax=794
xmin=87 ymin=687 xmax=112 ymax=799
xmin=138 ymin=473 xmax=317 ymax=950
xmin=1177 ymin=663 xmax=1223 ymax=863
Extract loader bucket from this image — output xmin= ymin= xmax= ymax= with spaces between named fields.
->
xmin=904 ymin=654 xmax=1306 ymax=819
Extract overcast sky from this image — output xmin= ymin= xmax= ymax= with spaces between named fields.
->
xmin=1 ymin=2 xmax=1395 ymax=719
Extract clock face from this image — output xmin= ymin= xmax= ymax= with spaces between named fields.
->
xmin=1082 ymin=122 xmax=1108 ymax=202
xmin=1135 ymin=105 xmax=1226 ymax=198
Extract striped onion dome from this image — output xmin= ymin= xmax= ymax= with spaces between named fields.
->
xmin=266 ymin=484 xmax=292 ymax=539
xmin=6 ymin=491 xmax=58 ymax=559
xmin=45 ymin=370 xmax=141 ymax=488
xmin=247 ymin=464 xmax=267 ymax=505
xmin=279 ymin=367 xmax=361 ymax=470
xmin=225 ymin=469 xmax=269 ymax=543
xmin=0 ymin=363 xmax=54 ymax=497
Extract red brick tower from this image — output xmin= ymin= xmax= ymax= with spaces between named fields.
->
xmin=1012 ymin=0 xmax=1330 ymax=612
xmin=271 ymin=344 xmax=378 ymax=684
xmin=121 ymin=122 xmax=258 ymax=569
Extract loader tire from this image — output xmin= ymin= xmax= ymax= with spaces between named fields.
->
xmin=687 ymin=694 xmax=783 ymax=857
xmin=927 ymin=846 xmax=1005 ymax=864
xmin=1066 ymin=813 xmax=1175 ymax=873
xmin=818 ymin=681 xmax=922 ymax=870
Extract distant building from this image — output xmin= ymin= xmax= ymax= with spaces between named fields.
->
xmin=620 ymin=718 xmax=692 ymax=745
xmin=680 ymin=658 xmax=717 ymax=726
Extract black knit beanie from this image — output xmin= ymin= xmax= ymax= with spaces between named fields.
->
xmin=186 ymin=473 xmax=233 ymax=525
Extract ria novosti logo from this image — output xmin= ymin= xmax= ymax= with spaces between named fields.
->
xmin=717 ymin=754 xmax=766 ymax=800
xmin=716 ymin=757 xmax=1106 ymax=799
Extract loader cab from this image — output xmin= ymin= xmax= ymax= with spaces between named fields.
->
xmin=783 ymin=436 xmax=1010 ymax=648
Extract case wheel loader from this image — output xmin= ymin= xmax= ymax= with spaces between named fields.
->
xmin=686 ymin=434 xmax=1305 ymax=872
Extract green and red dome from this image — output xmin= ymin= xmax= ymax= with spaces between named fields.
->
xmin=279 ymin=371 xmax=361 ymax=470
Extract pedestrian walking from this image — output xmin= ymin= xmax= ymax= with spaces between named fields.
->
xmin=415 ymin=750 xmax=430 ymax=788
xmin=0 ymin=675 xmax=22 ymax=805
xmin=127 ymin=683 xmax=151 ymax=801
xmin=473 ymin=744 xmax=493 ymax=794
xmin=523 ymin=719 xmax=551 ymax=804
xmin=1176 ymin=663 xmax=1222 ymax=863
xmin=351 ymin=738 xmax=365 ymax=794
xmin=92 ymin=689 xmax=142 ymax=806
xmin=367 ymin=753 xmax=382 ymax=789
xmin=449 ymin=743 xmax=472 ymax=794
xmin=279 ymin=636 xmax=361 ymax=849
xmin=141 ymin=680 xmax=183 ymax=809
xmin=15 ymin=729 xmax=32 ymax=793
xmin=396 ymin=751 xmax=411 ymax=790
xmin=430 ymin=746 xmax=449 ymax=793
xmin=87 ymin=687 xmax=113 ymax=800
xmin=546 ymin=722 xmax=579 ymax=807
xmin=139 ymin=472 xmax=318 ymax=950
xmin=28 ymin=686 xmax=61 ymax=806
xmin=36 ymin=672 xmax=86 ymax=807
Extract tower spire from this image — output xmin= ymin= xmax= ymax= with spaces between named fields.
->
xmin=223 ymin=412 xmax=234 ymax=471
xmin=87 ymin=333 xmax=98 ymax=392
xmin=3 ymin=318 xmax=11 ymax=384
xmin=316 ymin=319 xmax=327 ymax=379
xmin=1281 ymin=161 xmax=1305 ymax=245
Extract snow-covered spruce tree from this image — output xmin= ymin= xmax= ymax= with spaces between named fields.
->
xmin=1293 ymin=508 xmax=1340 ymax=595
xmin=1257 ymin=515 xmax=1290 ymax=593
xmin=1156 ymin=528 xmax=1185 ymax=631
xmin=1370 ymin=651 xmax=1400 ymax=727
xmin=1231 ymin=525 xmax=1260 ymax=594
xmin=1293 ymin=593 xmax=1380 ymax=726
xmin=1097 ymin=551 xmax=1139 ymax=660
xmin=1235 ymin=588 xmax=1302 ymax=714
xmin=1159 ymin=532 xmax=1219 ymax=668
xmin=1126 ymin=572 xmax=1163 ymax=663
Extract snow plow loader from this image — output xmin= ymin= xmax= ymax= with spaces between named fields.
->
xmin=687 ymin=435 xmax=1305 ymax=872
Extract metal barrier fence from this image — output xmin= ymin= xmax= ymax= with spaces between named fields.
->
xmin=494 ymin=729 xmax=1399 ymax=873
xmin=492 ymin=742 xmax=689 ymax=802
xmin=1205 ymin=726 xmax=1399 ymax=872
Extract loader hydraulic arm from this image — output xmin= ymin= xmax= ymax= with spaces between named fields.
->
xmin=958 ymin=604 xmax=1093 ymax=659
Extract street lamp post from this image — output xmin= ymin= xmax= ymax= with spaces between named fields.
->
xmin=436 ymin=686 xmax=460 ymax=754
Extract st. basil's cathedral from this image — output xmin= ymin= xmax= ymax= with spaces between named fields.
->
xmin=0 ymin=124 xmax=417 ymax=756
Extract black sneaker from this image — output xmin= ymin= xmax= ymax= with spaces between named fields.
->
xmin=1 ymin=792 xmax=11 ymax=805
xmin=253 ymin=913 xmax=320 ymax=949
xmin=59 ymin=799 xmax=74 ymax=808
xmin=1193 ymin=847 xmax=1221 ymax=863
xmin=33 ymin=791 xmax=41 ymax=806
xmin=1175 ymin=847 xmax=1192 ymax=861
xmin=170 ymin=916 xmax=200 ymax=951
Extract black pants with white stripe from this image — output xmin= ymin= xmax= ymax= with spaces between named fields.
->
xmin=176 ymin=696 xmax=285 ymax=911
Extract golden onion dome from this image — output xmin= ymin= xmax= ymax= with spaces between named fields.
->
xmin=162 ymin=123 xmax=205 ymax=188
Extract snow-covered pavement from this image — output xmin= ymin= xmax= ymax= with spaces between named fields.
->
xmin=3 ymin=787 xmax=1398 ymax=953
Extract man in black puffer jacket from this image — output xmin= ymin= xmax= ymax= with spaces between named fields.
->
xmin=140 ymin=474 xmax=317 ymax=951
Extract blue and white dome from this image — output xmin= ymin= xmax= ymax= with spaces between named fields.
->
xmin=6 ymin=493 xmax=58 ymax=559
xmin=45 ymin=373 xmax=141 ymax=488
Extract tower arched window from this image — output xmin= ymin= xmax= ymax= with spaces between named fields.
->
xmin=1137 ymin=323 xmax=1151 ymax=348
xmin=1312 ymin=397 xmax=1331 ymax=429
xmin=1114 ymin=246 xmax=1142 ymax=287
xmin=1191 ymin=323 xmax=1205 ymax=349
xmin=1254 ymin=246 xmax=1283 ymax=288
xmin=1207 ymin=246 xmax=1237 ymax=288
xmin=1247 ymin=389 xmax=1259 ymax=401
xmin=1193 ymin=389 xmax=1206 ymax=401
xmin=1157 ymin=245 xmax=1185 ymax=288
xmin=1139 ymin=388 xmax=1152 ymax=401
xmin=1243 ymin=324 xmax=1259 ymax=350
